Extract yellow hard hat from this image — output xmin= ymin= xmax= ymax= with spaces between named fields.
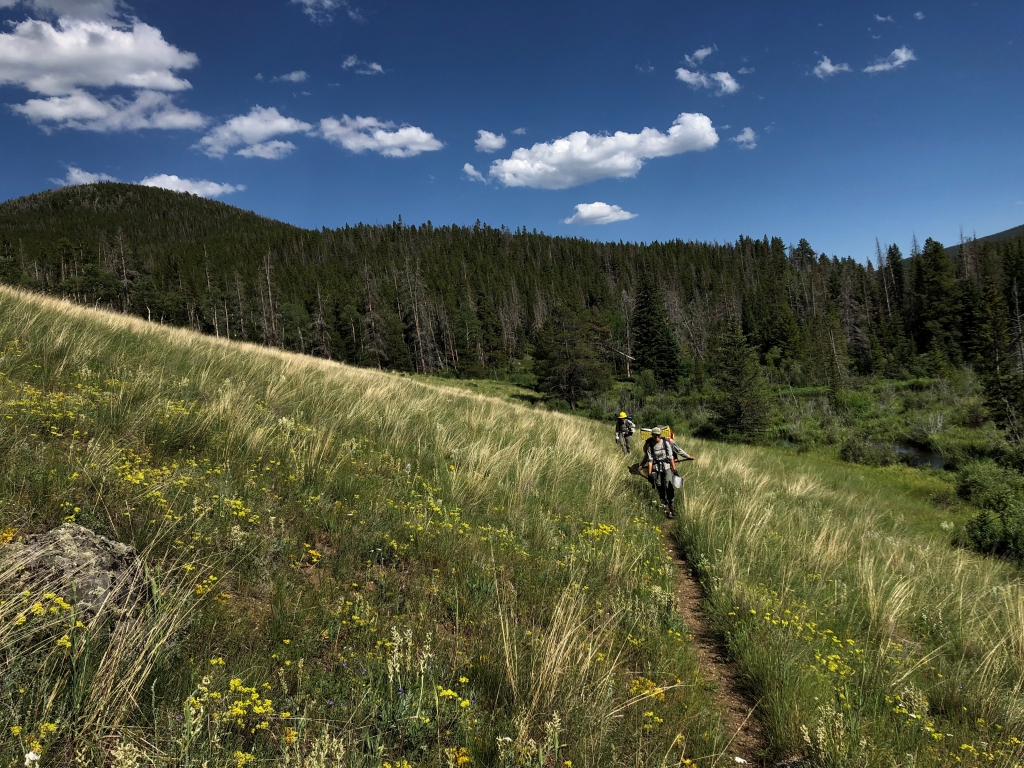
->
xmin=619 ymin=412 xmax=627 ymax=419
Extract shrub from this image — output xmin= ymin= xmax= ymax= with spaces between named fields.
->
xmin=839 ymin=437 xmax=898 ymax=467
xmin=958 ymin=461 xmax=1024 ymax=561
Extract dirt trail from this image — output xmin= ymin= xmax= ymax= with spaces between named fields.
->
xmin=662 ymin=521 xmax=770 ymax=767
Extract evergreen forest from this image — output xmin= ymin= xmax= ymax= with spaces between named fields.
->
xmin=4 ymin=183 xmax=1024 ymax=435
xmin=0 ymin=188 xmax=1021 ymax=426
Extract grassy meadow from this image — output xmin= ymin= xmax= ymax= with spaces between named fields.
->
xmin=3 ymin=286 xmax=1024 ymax=768
xmin=0 ymin=287 xmax=726 ymax=767
xmin=673 ymin=445 xmax=1024 ymax=767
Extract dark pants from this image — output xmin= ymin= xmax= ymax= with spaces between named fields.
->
xmin=617 ymin=432 xmax=631 ymax=454
xmin=650 ymin=465 xmax=675 ymax=509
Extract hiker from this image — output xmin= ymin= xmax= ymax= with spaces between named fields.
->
xmin=644 ymin=427 xmax=678 ymax=517
xmin=615 ymin=411 xmax=636 ymax=455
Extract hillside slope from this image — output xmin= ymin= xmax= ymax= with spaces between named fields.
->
xmin=0 ymin=287 xmax=723 ymax=767
xmin=11 ymin=183 xmax=1024 ymax=402
xmin=946 ymin=222 xmax=1024 ymax=256
xmin=2 ymin=288 xmax=1024 ymax=767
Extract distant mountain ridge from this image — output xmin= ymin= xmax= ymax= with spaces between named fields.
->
xmin=2 ymin=183 xmax=1023 ymax=399
xmin=946 ymin=222 xmax=1024 ymax=256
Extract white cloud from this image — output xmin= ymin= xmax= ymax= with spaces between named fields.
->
xmin=684 ymin=45 xmax=715 ymax=67
xmin=291 ymin=0 xmax=362 ymax=22
xmin=273 ymin=70 xmax=308 ymax=83
xmin=813 ymin=56 xmax=852 ymax=78
xmin=0 ymin=17 xmax=204 ymax=132
xmin=873 ymin=13 xmax=895 ymax=22
xmin=488 ymin=112 xmax=718 ymax=190
xmin=676 ymin=68 xmax=710 ymax=88
xmin=320 ymin=115 xmax=443 ymax=157
xmin=0 ymin=0 xmax=121 ymax=20
xmin=52 ymin=165 xmax=117 ymax=186
xmin=731 ymin=127 xmax=757 ymax=150
xmin=139 ymin=174 xmax=244 ymax=198
xmin=197 ymin=106 xmax=314 ymax=158
xmin=462 ymin=163 xmax=486 ymax=183
xmin=710 ymin=71 xmax=740 ymax=94
xmin=914 ymin=11 xmax=925 ymax=20
xmin=0 ymin=18 xmax=197 ymax=96
xmin=475 ymin=130 xmax=506 ymax=153
xmin=864 ymin=45 xmax=916 ymax=72
xmin=563 ymin=202 xmax=637 ymax=225
xmin=738 ymin=66 xmax=755 ymax=74
xmin=676 ymin=67 xmax=740 ymax=95
xmin=342 ymin=54 xmax=384 ymax=75
xmin=236 ymin=140 xmax=297 ymax=159
xmin=512 ymin=127 xmax=526 ymax=135
xmin=254 ymin=73 xmax=264 ymax=80
xmin=13 ymin=88 xmax=206 ymax=131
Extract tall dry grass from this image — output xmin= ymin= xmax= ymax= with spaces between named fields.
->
xmin=0 ymin=287 xmax=725 ymax=767
xmin=674 ymin=436 xmax=1024 ymax=765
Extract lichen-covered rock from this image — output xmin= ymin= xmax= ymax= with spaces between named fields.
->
xmin=3 ymin=523 xmax=146 ymax=620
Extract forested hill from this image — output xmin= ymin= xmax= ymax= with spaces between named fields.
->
xmin=3 ymin=182 xmax=1024 ymax=427
xmin=945 ymin=222 xmax=1024 ymax=257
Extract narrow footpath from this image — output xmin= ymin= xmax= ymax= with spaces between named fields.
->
xmin=662 ymin=521 xmax=770 ymax=767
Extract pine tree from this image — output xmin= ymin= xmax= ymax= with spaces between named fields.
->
xmin=911 ymin=238 xmax=960 ymax=363
xmin=633 ymin=274 xmax=682 ymax=389
xmin=533 ymin=309 xmax=611 ymax=409
xmin=710 ymin=321 xmax=774 ymax=442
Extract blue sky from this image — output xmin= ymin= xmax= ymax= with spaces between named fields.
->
xmin=0 ymin=0 xmax=1021 ymax=260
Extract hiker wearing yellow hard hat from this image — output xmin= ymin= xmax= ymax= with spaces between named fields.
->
xmin=614 ymin=411 xmax=636 ymax=455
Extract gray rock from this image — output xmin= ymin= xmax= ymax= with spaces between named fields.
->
xmin=3 ymin=523 xmax=146 ymax=620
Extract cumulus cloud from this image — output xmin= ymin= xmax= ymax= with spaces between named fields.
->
xmin=0 ymin=17 xmax=205 ymax=132
xmin=675 ymin=67 xmax=740 ymax=95
xmin=738 ymin=66 xmax=755 ymax=74
xmin=139 ymin=174 xmax=244 ymax=198
xmin=197 ymin=106 xmax=314 ymax=158
xmin=684 ymin=45 xmax=715 ymax=67
xmin=13 ymin=89 xmax=206 ymax=131
xmin=813 ymin=56 xmax=852 ymax=78
xmin=52 ymin=165 xmax=117 ymax=186
xmin=864 ymin=45 xmax=916 ymax=72
xmin=914 ymin=11 xmax=925 ymax=20
xmin=563 ymin=202 xmax=637 ymax=225
xmin=462 ymin=163 xmax=486 ymax=183
xmin=0 ymin=0 xmax=121 ymax=20
xmin=342 ymin=54 xmax=384 ymax=75
xmin=488 ymin=112 xmax=718 ymax=190
xmin=291 ymin=0 xmax=362 ymax=23
xmin=475 ymin=130 xmax=506 ymax=153
xmin=0 ymin=18 xmax=197 ymax=96
xmin=731 ymin=127 xmax=757 ymax=150
xmin=873 ymin=13 xmax=894 ymax=22
xmin=320 ymin=115 xmax=443 ymax=157
xmin=273 ymin=70 xmax=308 ymax=83
xmin=512 ymin=127 xmax=526 ymax=135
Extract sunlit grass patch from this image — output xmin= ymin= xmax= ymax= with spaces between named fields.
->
xmin=673 ymin=436 xmax=1024 ymax=766
xmin=0 ymin=288 xmax=727 ymax=767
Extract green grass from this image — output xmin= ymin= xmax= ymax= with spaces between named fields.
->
xmin=0 ymin=288 xmax=725 ymax=767
xmin=4 ymin=287 xmax=1024 ymax=768
xmin=670 ymin=440 xmax=1024 ymax=766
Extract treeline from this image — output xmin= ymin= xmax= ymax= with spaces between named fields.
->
xmin=2 ymin=183 xmax=1024 ymax=435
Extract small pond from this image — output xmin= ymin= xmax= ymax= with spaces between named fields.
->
xmin=894 ymin=443 xmax=946 ymax=470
